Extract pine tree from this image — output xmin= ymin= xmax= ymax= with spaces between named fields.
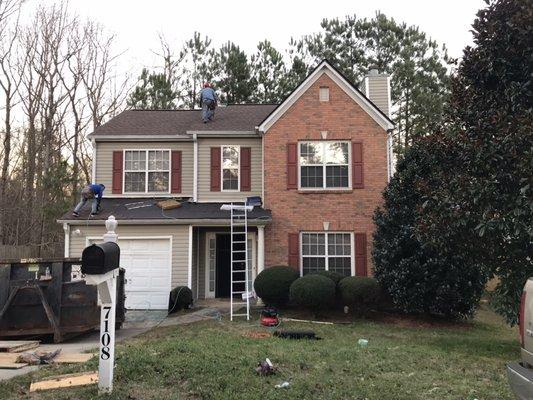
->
xmin=251 ymin=40 xmax=288 ymax=103
xmin=127 ymin=68 xmax=178 ymax=109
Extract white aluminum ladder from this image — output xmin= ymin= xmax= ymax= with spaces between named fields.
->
xmin=228 ymin=202 xmax=251 ymax=321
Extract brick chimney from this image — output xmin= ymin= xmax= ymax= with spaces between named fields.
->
xmin=361 ymin=68 xmax=391 ymax=118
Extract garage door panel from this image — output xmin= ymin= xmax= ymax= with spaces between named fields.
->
xmin=89 ymin=238 xmax=172 ymax=310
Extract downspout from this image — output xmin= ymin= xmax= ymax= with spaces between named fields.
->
xmin=91 ymin=138 xmax=96 ymax=184
xmin=63 ymin=223 xmax=70 ymax=258
xmin=386 ymin=129 xmax=394 ymax=181
xmin=193 ymin=133 xmax=198 ymax=202
xmin=255 ymin=126 xmax=265 ymax=206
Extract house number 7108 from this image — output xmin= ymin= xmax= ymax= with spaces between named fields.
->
xmin=101 ymin=306 xmax=112 ymax=360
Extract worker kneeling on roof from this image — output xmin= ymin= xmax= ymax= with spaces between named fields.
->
xmin=73 ymin=184 xmax=105 ymax=217
xmin=199 ymin=82 xmax=217 ymax=123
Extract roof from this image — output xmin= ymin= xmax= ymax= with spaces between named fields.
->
xmin=258 ymin=59 xmax=395 ymax=132
xmin=90 ymin=104 xmax=278 ymax=137
xmin=58 ymin=198 xmax=272 ymax=225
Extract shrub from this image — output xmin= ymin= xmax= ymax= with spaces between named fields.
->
xmin=168 ymin=286 xmax=193 ymax=313
xmin=339 ymin=277 xmax=381 ymax=313
xmin=254 ymin=266 xmax=299 ymax=306
xmin=290 ymin=274 xmax=336 ymax=311
xmin=316 ymin=270 xmax=343 ymax=287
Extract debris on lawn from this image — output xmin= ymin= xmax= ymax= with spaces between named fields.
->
xmin=358 ymin=339 xmax=369 ymax=347
xmin=256 ymin=358 xmax=276 ymax=376
xmin=281 ymin=317 xmax=334 ymax=325
xmin=29 ymin=371 xmax=98 ymax=392
xmin=243 ymin=331 xmax=272 ymax=339
xmin=0 ymin=340 xmax=40 ymax=353
xmin=274 ymin=330 xmax=321 ymax=340
xmin=17 ymin=349 xmax=61 ymax=365
xmin=275 ymin=381 xmax=290 ymax=389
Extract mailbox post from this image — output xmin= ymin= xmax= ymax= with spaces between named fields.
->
xmin=82 ymin=216 xmax=120 ymax=394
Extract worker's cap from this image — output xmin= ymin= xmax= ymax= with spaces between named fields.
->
xmin=204 ymin=82 xmax=210 ymax=88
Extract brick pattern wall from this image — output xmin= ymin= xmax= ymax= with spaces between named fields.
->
xmin=263 ymin=74 xmax=388 ymax=274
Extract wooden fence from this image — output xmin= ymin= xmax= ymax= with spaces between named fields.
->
xmin=0 ymin=243 xmax=64 ymax=261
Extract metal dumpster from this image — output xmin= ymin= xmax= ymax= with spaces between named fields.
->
xmin=0 ymin=258 xmax=125 ymax=343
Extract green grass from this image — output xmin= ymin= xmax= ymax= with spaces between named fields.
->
xmin=0 ymin=306 xmax=519 ymax=399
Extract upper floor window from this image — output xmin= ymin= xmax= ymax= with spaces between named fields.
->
xmin=222 ymin=145 xmax=239 ymax=191
xmin=299 ymin=141 xmax=350 ymax=189
xmin=319 ymin=86 xmax=330 ymax=102
xmin=124 ymin=150 xmax=170 ymax=193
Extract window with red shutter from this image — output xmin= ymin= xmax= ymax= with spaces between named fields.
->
xmin=210 ymin=147 xmax=221 ymax=191
xmin=287 ymin=143 xmax=298 ymax=189
xmin=170 ymin=150 xmax=182 ymax=193
xmin=112 ymin=151 xmax=123 ymax=194
xmin=240 ymin=147 xmax=251 ymax=191
xmin=354 ymin=233 xmax=367 ymax=276
xmin=352 ymin=142 xmax=364 ymax=189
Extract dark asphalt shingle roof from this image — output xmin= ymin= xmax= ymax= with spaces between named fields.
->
xmin=59 ymin=198 xmax=272 ymax=223
xmin=91 ymin=105 xmax=278 ymax=136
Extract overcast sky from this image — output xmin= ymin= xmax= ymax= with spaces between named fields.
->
xmin=24 ymin=0 xmax=486 ymax=75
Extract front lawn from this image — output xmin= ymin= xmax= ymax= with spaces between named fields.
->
xmin=0 ymin=305 xmax=518 ymax=399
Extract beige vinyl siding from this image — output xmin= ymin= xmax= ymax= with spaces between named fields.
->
xmin=95 ymin=141 xmax=194 ymax=197
xmin=69 ymin=224 xmax=190 ymax=288
xmin=366 ymin=76 xmax=390 ymax=117
xmin=197 ymin=137 xmax=262 ymax=202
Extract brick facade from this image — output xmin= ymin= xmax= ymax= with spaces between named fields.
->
xmin=263 ymin=74 xmax=388 ymax=275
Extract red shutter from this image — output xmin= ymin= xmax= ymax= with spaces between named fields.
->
xmin=210 ymin=147 xmax=221 ymax=191
xmin=240 ymin=147 xmax=251 ymax=191
xmin=287 ymin=143 xmax=298 ymax=189
xmin=112 ymin=151 xmax=123 ymax=194
xmin=354 ymin=233 xmax=367 ymax=276
xmin=288 ymin=233 xmax=299 ymax=269
xmin=352 ymin=142 xmax=364 ymax=189
xmin=171 ymin=150 xmax=182 ymax=193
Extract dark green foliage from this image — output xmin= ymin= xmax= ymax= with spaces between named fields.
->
xmin=316 ymin=270 xmax=343 ymax=287
xmin=416 ymin=0 xmax=533 ymax=325
xmin=289 ymin=274 xmax=336 ymax=311
xmin=338 ymin=277 xmax=381 ymax=312
xmin=127 ymin=68 xmax=178 ymax=109
xmin=372 ymin=139 xmax=489 ymax=318
xmin=168 ymin=286 xmax=193 ymax=313
xmin=254 ymin=266 xmax=299 ymax=306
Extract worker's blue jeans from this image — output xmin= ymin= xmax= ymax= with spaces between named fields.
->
xmin=74 ymin=197 xmax=98 ymax=215
xmin=202 ymin=100 xmax=215 ymax=122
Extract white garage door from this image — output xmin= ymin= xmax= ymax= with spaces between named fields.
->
xmin=89 ymin=238 xmax=172 ymax=310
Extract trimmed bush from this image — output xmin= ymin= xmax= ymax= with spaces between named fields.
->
xmin=254 ymin=266 xmax=299 ymax=306
xmin=339 ymin=277 xmax=381 ymax=313
xmin=168 ymin=286 xmax=193 ymax=313
xmin=316 ymin=270 xmax=343 ymax=287
xmin=290 ymin=274 xmax=336 ymax=311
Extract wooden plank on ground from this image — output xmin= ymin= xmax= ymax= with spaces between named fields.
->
xmin=29 ymin=371 xmax=98 ymax=392
xmin=54 ymin=353 xmax=94 ymax=363
xmin=0 ymin=353 xmax=18 ymax=362
xmin=0 ymin=340 xmax=40 ymax=353
xmin=0 ymin=362 xmax=28 ymax=369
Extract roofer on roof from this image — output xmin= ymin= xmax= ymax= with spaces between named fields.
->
xmin=72 ymin=184 xmax=105 ymax=217
xmin=199 ymin=82 xmax=218 ymax=123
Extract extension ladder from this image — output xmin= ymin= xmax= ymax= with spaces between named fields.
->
xmin=226 ymin=202 xmax=253 ymax=321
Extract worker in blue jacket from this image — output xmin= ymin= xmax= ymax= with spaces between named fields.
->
xmin=73 ymin=184 xmax=105 ymax=217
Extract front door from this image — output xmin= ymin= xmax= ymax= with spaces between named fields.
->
xmin=215 ymin=234 xmax=231 ymax=297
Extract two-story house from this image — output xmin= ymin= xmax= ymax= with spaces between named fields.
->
xmin=58 ymin=60 xmax=394 ymax=310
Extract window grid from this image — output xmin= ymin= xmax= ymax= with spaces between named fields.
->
xmin=124 ymin=150 xmax=170 ymax=193
xmin=301 ymin=232 xmax=352 ymax=277
xmin=221 ymin=145 xmax=240 ymax=191
xmin=299 ymin=142 xmax=350 ymax=189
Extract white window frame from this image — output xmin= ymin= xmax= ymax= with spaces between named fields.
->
xmin=300 ymin=232 xmax=355 ymax=276
xmin=298 ymin=141 xmax=352 ymax=190
xmin=123 ymin=149 xmax=171 ymax=194
xmin=220 ymin=145 xmax=240 ymax=192
xmin=319 ymin=86 xmax=330 ymax=102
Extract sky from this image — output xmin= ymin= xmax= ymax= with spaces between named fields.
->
xmin=21 ymin=0 xmax=486 ymax=76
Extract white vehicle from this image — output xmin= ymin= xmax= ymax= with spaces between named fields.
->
xmin=507 ymin=278 xmax=533 ymax=399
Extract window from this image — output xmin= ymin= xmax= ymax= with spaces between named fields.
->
xmin=319 ymin=86 xmax=330 ymax=102
xmin=222 ymin=145 xmax=239 ymax=191
xmin=302 ymin=233 xmax=352 ymax=276
xmin=124 ymin=150 xmax=170 ymax=193
xmin=299 ymin=141 xmax=350 ymax=189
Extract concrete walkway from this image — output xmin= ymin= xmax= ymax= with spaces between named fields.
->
xmin=0 ymin=303 xmax=229 ymax=382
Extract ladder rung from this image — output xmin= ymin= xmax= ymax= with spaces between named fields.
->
xmin=232 ymin=260 xmax=247 ymax=263
xmin=232 ymin=241 xmax=246 ymax=244
xmin=231 ymin=302 xmax=249 ymax=305
xmin=232 ymin=250 xmax=246 ymax=253
xmin=232 ymin=280 xmax=247 ymax=283
xmin=232 ymin=291 xmax=248 ymax=294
